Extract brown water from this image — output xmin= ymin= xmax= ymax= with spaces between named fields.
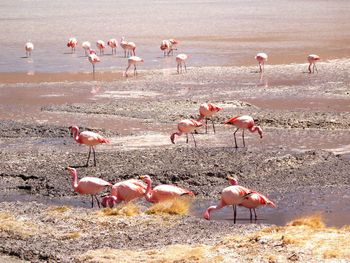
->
xmin=0 ymin=0 xmax=349 ymax=73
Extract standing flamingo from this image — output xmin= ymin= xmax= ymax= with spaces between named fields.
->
xmin=170 ymin=119 xmax=203 ymax=147
xmin=101 ymin=179 xmax=147 ymax=208
xmin=139 ymin=175 xmax=194 ymax=203
xmin=96 ymin=40 xmax=106 ymax=55
xmin=224 ymin=115 xmax=263 ymax=148
xmin=307 ymin=54 xmax=320 ymax=74
xmin=255 ymin=52 xmax=268 ymax=73
xmin=197 ymin=102 xmax=223 ymax=134
xmin=176 ymin=54 xmax=188 ymax=73
xmin=88 ymin=52 xmax=100 ymax=77
xmin=125 ymin=56 xmax=143 ymax=77
xmin=82 ymin=41 xmax=91 ymax=56
xmin=120 ymin=37 xmax=129 ymax=57
xmin=227 ymin=176 xmax=276 ymax=221
xmin=125 ymin=41 xmax=136 ymax=57
xmin=160 ymin=39 xmax=178 ymax=56
xmin=69 ymin=126 xmax=109 ymax=167
xmin=25 ymin=42 xmax=34 ymax=57
xmin=107 ymin=39 xmax=118 ymax=55
xmin=67 ymin=37 xmax=78 ymax=53
xmin=66 ymin=167 xmax=111 ymax=208
xmin=204 ymin=179 xmax=252 ymax=223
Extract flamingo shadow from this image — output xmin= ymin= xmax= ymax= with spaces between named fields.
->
xmin=67 ymin=164 xmax=89 ymax=169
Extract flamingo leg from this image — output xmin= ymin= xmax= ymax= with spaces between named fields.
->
xmin=314 ymin=63 xmax=318 ymax=73
xmin=94 ymin=195 xmax=101 ymax=208
xmin=242 ymin=129 xmax=245 ymax=148
xmin=91 ymin=195 xmax=94 ymax=208
xmin=177 ymin=64 xmax=180 ymax=74
xmin=191 ymin=132 xmax=197 ymax=147
xmin=233 ymin=128 xmax=239 ymax=148
xmin=86 ymin=146 xmax=92 ymax=167
xmin=212 ymin=119 xmax=216 ymax=134
xmin=259 ymin=63 xmax=262 ymax=73
xmin=205 ymin=118 xmax=208 ymax=133
xmin=125 ymin=65 xmax=131 ymax=77
xmin=92 ymin=146 xmax=96 ymax=166
xmin=134 ymin=65 xmax=137 ymax=76
xmin=184 ymin=62 xmax=187 ymax=72
xmin=308 ymin=63 xmax=312 ymax=73
xmin=233 ymin=205 xmax=237 ymax=224
xmin=186 ymin=133 xmax=189 ymax=144
xmin=253 ymin=208 xmax=257 ymax=220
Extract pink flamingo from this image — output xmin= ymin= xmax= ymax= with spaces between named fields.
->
xmin=125 ymin=41 xmax=136 ymax=57
xmin=307 ymin=54 xmax=320 ymax=74
xmin=107 ymin=39 xmax=118 ymax=55
xmin=176 ymin=53 xmax=188 ymax=73
xmin=69 ymin=126 xmax=109 ymax=167
xmin=227 ymin=176 xmax=276 ymax=220
xmin=25 ymin=42 xmax=34 ymax=57
xmin=224 ymin=115 xmax=263 ymax=148
xmin=204 ymin=178 xmax=252 ymax=223
xmin=197 ymin=102 xmax=223 ymax=134
xmin=125 ymin=56 xmax=144 ymax=77
xmin=82 ymin=41 xmax=91 ymax=56
xmin=67 ymin=37 xmax=78 ymax=53
xmin=88 ymin=52 xmax=100 ymax=76
xmin=160 ymin=39 xmax=178 ymax=56
xmin=66 ymin=167 xmax=111 ymax=208
xmin=255 ymin=52 xmax=268 ymax=73
xmin=96 ymin=40 xmax=106 ymax=55
xmin=120 ymin=37 xmax=129 ymax=57
xmin=139 ymin=175 xmax=194 ymax=203
xmin=101 ymin=179 xmax=147 ymax=208
xmin=170 ymin=119 xmax=203 ymax=147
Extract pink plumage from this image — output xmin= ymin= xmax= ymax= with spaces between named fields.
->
xmin=67 ymin=37 xmax=78 ymax=53
xmin=307 ymin=54 xmax=320 ymax=74
xmin=176 ymin=53 xmax=188 ymax=73
xmin=197 ymin=102 xmax=223 ymax=134
xmin=125 ymin=56 xmax=144 ymax=77
xmin=170 ymin=119 xmax=203 ymax=147
xmin=255 ymin=52 xmax=268 ymax=73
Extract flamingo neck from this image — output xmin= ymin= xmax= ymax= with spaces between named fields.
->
xmin=249 ymin=125 xmax=263 ymax=138
xmin=144 ymin=179 xmax=153 ymax=202
xmin=71 ymin=127 xmax=80 ymax=142
xmin=170 ymin=132 xmax=182 ymax=144
xmin=70 ymin=171 xmax=79 ymax=191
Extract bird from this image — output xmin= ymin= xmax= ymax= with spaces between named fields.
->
xmin=139 ymin=175 xmax=194 ymax=203
xmin=25 ymin=42 xmax=34 ymax=57
xmin=120 ymin=37 xmax=129 ymax=57
xmin=82 ymin=41 xmax=91 ymax=56
xmin=203 ymin=178 xmax=252 ymax=223
xmin=66 ymin=167 xmax=111 ymax=208
xmin=170 ymin=119 xmax=203 ymax=147
xmin=255 ymin=52 xmax=268 ymax=73
xmin=120 ymin=37 xmax=136 ymax=57
xmin=125 ymin=56 xmax=143 ymax=77
xmin=88 ymin=52 xmax=100 ymax=76
xmin=307 ymin=54 xmax=320 ymax=74
xmin=96 ymin=40 xmax=106 ymax=55
xmin=197 ymin=102 xmax=223 ymax=134
xmin=69 ymin=126 xmax=109 ymax=167
xmin=101 ymin=179 xmax=147 ymax=208
xmin=224 ymin=115 xmax=263 ymax=148
xmin=67 ymin=37 xmax=78 ymax=53
xmin=227 ymin=176 xmax=276 ymax=221
xmin=176 ymin=54 xmax=188 ymax=73
xmin=160 ymin=39 xmax=178 ymax=56
xmin=107 ymin=39 xmax=118 ymax=55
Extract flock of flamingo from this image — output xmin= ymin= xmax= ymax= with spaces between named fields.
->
xmin=24 ymin=38 xmax=320 ymax=76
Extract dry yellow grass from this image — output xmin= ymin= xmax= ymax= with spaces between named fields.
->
xmin=146 ymin=197 xmax=192 ymax=215
xmin=97 ymin=202 xmax=140 ymax=217
xmin=0 ymin=212 xmax=38 ymax=238
xmin=59 ymin=231 xmax=81 ymax=240
xmin=46 ymin=206 xmax=71 ymax=215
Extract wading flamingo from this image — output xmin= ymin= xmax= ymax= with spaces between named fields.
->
xmin=25 ymin=42 xmax=34 ymax=57
xmin=204 ymin=178 xmax=252 ymax=223
xmin=255 ymin=52 xmax=268 ymax=73
xmin=227 ymin=176 xmax=276 ymax=220
xmin=120 ymin=37 xmax=129 ymax=57
xmin=66 ymin=167 xmax=111 ymax=208
xmin=176 ymin=53 xmax=188 ymax=73
xmin=88 ymin=52 xmax=100 ymax=76
xmin=139 ymin=175 xmax=194 ymax=203
xmin=82 ymin=41 xmax=91 ymax=56
xmin=170 ymin=119 xmax=203 ymax=147
xmin=96 ymin=40 xmax=106 ymax=55
xmin=101 ymin=179 xmax=147 ymax=208
xmin=125 ymin=56 xmax=143 ymax=77
xmin=69 ymin=126 xmax=109 ymax=167
xmin=224 ymin=115 xmax=263 ymax=148
xmin=67 ymin=37 xmax=78 ymax=53
xmin=197 ymin=102 xmax=223 ymax=134
xmin=107 ymin=39 xmax=118 ymax=55
xmin=160 ymin=39 xmax=178 ymax=56
xmin=125 ymin=41 xmax=136 ymax=57
xmin=307 ymin=54 xmax=320 ymax=74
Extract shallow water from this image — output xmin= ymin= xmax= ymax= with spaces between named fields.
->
xmin=0 ymin=0 xmax=349 ymax=72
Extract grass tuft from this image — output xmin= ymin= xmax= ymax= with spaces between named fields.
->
xmin=98 ymin=202 xmax=140 ymax=217
xmin=146 ymin=197 xmax=192 ymax=215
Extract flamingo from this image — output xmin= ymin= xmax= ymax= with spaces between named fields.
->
xmin=224 ymin=115 xmax=263 ymax=148
xmin=203 ymin=178 xmax=252 ymax=223
xmin=125 ymin=56 xmax=143 ymax=77
xmin=160 ymin=39 xmax=178 ymax=56
xmin=170 ymin=119 xmax=203 ymax=147
xmin=67 ymin=37 xmax=78 ymax=53
xmin=197 ymin=102 xmax=223 ymax=134
xmin=82 ymin=41 xmax=91 ymax=56
xmin=125 ymin=41 xmax=136 ymax=57
xmin=227 ymin=176 xmax=276 ymax=220
xmin=120 ymin=37 xmax=129 ymax=57
xmin=255 ymin=52 xmax=268 ymax=73
xmin=139 ymin=175 xmax=194 ymax=203
xmin=176 ymin=54 xmax=188 ymax=73
xmin=69 ymin=126 xmax=109 ymax=167
xmin=307 ymin=54 xmax=320 ymax=74
xmin=25 ymin=42 xmax=34 ymax=57
xmin=101 ymin=179 xmax=147 ymax=208
xmin=96 ymin=40 xmax=106 ymax=55
xmin=88 ymin=52 xmax=100 ymax=76
xmin=107 ymin=39 xmax=118 ymax=55
xmin=66 ymin=167 xmax=111 ymax=208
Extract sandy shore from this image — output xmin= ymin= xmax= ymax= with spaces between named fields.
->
xmin=0 ymin=60 xmax=350 ymax=262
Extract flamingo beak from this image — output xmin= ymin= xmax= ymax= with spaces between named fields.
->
xmin=139 ymin=175 xmax=145 ymax=180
